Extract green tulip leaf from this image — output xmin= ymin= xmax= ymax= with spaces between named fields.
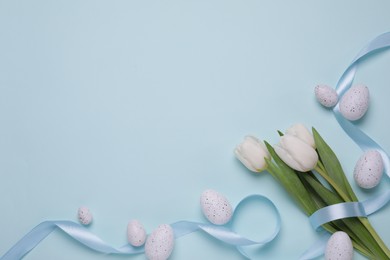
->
xmin=265 ymin=141 xmax=317 ymax=215
xmin=301 ymin=173 xmax=376 ymax=257
xmin=312 ymin=128 xmax=358 ymax=202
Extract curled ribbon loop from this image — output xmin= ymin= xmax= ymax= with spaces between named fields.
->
xmin=333 ymin=31 xmax=390 ymax=177
xmin=0 ymin=194 xmax=280 ymax=260
xmin=301 ymin=32 xmax=390 ymax=260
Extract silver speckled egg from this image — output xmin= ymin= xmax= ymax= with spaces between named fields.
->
xmin=78 ymin=206 xmax=93 ymax=225
xmin=325 ymin=231 xmax=353 ymax=260
xmin=315 ymin=84 xmax=338 ymax=108
xmin=144 ymin=224 xmax=174 ymax=260
xmin=127 ymin=219 xmax=147 ymax=247
xmin=354 ymin=150 xmax=384 ymax=189
xmin=200 ymin=189 xmax=233 ymax=225
xmin=339 ymin=84 xmax=369 ymax=121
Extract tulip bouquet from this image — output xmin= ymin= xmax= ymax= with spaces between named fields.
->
xmin=235 ymin=124 xmax=390 ymax=259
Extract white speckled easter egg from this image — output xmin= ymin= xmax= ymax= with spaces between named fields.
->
xmin=127 ymin=220 xmax=147 ymax=247
xmin=145 ymin=224 xmax=174 ymax=260
xmin=325 ymin=231 xmax=353 ymax=260
xmin=78 ymin=207 xmax=92 ymax=225
xmin=315 ymin=84 xmax=338 ymax=108
xmin=354 ymin=150 xmax=384 ymax=189
xmin=200 ymin=189 xmax=233 ymax=225
xmin=339 ymin=84 xmax=369 ymax=121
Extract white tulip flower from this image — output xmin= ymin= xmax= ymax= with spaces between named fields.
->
xmin=285 ymin=123 xmax=315 ymax=148
xmin=274 ymin=134 xmax=318 ymax=172
xmin=235 ymin=135 xmax=270 ymax=172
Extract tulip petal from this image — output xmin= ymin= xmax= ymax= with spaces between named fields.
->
xmin=274 ymin=145 xmax=306 ymax=172
xmin=235 ymin=136 xmax=270 ymax=172
xmin=235 ymin=148 xmax=257 ymax=172
xmin=277 ymin=135 xmax=318 ymax=172
xmin=286 ymin=123 xmax=315 ymax=148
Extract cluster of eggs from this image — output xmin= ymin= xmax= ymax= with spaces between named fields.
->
xmin=77 ymin=206 xmax=174 ymax=260
xmin=315 ymin=83 xmax=387 ymax=259
xmin=315 ymin=84 xmax=384 ymax=189
xmin=75 ymin=188 xmax=360 ymax=260
xmin=76 ymin=189 xmax=233 ymax=260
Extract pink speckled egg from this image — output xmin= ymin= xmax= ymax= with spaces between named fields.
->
xmin=339 ymin=84 xmax=369 ymax=121
xmin=200 ymin=189 xmax=233 ymax=225
xmin=78 ymin=206 xmax=92 ymax=225
xmin=127 ymin=219 xmax=146 ymax=247
xmin=315 ymin=84 xmax=338 ymax=108
xmin=354 ymin=150 xmax=384 ymax=189
xmin=144 ymin=224 xmax=174 ymax=260
xmin=325 ymin=231 xmax=353 ymax=260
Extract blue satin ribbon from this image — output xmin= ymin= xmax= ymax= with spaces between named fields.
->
xmin=299 ymin=231 xmax=331 ymax=260
xmin=300 ymin=190 xmax=390 ymax=260
xmin=300 ymin=32 xmax=390 ymax=259
xmin=0 ymin=194 xmax=281 ymax=260
xmin=310 ymin=190 xmax=390 ymax=231
xmin=3 ymin=33 xmax=390 ymax=260
xmin=333 ymin=32 xmax=390 ymax=177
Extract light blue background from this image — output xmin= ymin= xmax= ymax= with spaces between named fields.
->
xmin=1 ymin=1 xmax=390 ymax=259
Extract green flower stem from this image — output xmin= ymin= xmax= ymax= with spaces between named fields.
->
xmin=265 ymin=165 xmax=314 ymax=215
xmin=268 ymin=165 xmax=375 ymax=258
xmin=300 ymin=172 xmax=375 ymax=258
xmin=314 ymin=166 xmax=351 ymax=202
xmin=316 ymin=160 xmax=327 ymax=174
xmin=320 ymin=221 xmax=372 ymax=258
xmin=263 ymin=138 xmax=389 ymax=258
xmin=359 ymin=217 xmax=390 ymax=259
xmin=351 ymin=241 xmax=374 ymax=259
xmin=313 ymin=166 xmax=390 ymax=259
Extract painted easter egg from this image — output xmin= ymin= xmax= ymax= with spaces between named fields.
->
xmin=127 ymin=219 xmax=147 ymax=247
xmin=144 ymin=224 xmax=174 ymax=260
xmin=315 ymin=84 xmax=338 ymax=108
xmin=354 ymin=150 xmax=384 ymax=189
xmin=78 ymin=206 xmax=93 ymax=225
xmin=325 ymin=231 xmax=353 ymax=260
xmin=200 ymin=189 xmax=233 ymax=225
xmin=339 ymin=84 xmax=369 ymax=121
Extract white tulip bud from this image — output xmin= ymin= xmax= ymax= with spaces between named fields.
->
xmin=235 ymin=135 xmax=270 ymax=172
xmin=274 ymin=134 xmax=318 ymax=172
xmin=285 ymin=123 xmax=315 ymax=148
